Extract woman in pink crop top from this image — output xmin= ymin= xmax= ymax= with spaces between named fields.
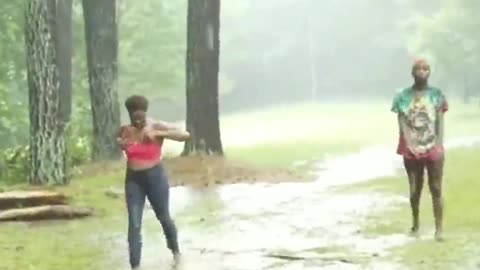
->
xmin=117 ymin=95 xmax=189 ymax=269
xmin=118 ymin=110 xmax=189 ymax=170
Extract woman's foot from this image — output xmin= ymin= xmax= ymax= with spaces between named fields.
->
xmin=409 ymin=227 xmax=419 ymax=238
xmin=173 ymin=251 xmax=181 ymax=264
xmin=434 ymin=230 xmax=444 ymax=242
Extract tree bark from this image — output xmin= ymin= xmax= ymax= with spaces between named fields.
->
xmin=55 ymin=0 xmax=73 ymax=124
xmin=0 ymin=205 xmax=93 ymax=221
xmin=183 ymin=0 xmax=224 ymax=156
xmin=0 ymin=190 xmax=67 ymax=210
xmin=25 ymin=0 xmax=68 ymax=185
xmin=82 ymin=0 xmax=121 ymax=161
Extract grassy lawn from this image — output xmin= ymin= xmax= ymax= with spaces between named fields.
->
xmin=224 ymin=100 xmax=480 ymax=169
xmin=223 ymin=102 xmax=395 ymax=169
xmin=343 ymin=147 xmax=480 ymax=270
xmin=0 ymin=100 xmax=479 ymax=270
xmin=0 ymin=173 xmax=125 ymax=270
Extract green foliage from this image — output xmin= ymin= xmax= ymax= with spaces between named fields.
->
xmin=403 ymin=0 xmax=480 ymax=95
xmin=68 ymin=137 xmax=90 ymax=167
xmin=0 ymin=145 xmax=29 ymax=184
xmin=117 ymin=0 xmax=187 ymax=101
xmin=0 ymin=138 xmax=92 ymax=185
xmin=66 ymin=98 xmax=93 ymax=167
xmin=0 ymin=138 xmax=91 ymax=185
xmin=0 ymin=1 xmax=29 ymax=147
xmin=0 ymin=0 xmax=189 ymax=148
xmin=0 ymin=0 xmax=189 ymax=183
xmin=0 ymin=85 xmax=28 ymax=148
xmin=0 ymin=98 xmax=93 ymax=184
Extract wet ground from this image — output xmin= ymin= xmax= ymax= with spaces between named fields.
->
xmin=106 ymin=137 xmax=480 ymax=270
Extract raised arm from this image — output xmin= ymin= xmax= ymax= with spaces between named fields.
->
xmin=435 ymin=111 xmax=444 ymax=146
xmin=152 ymin=120 xmax=178 ymax=131
xmin=143 ymin=119 xmax=189 ymax=142
xmin=151 ymin=129 xmax=190 ymax=142
xmin=397 ymin=114 xmax=403 ymax=136
xmin=117 ymin=126 xmax=130 ymax=150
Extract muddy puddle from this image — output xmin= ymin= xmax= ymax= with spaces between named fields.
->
xmin=105 ymin=137 xmax=480 ymax=270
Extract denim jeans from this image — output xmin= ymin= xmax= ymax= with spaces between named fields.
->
xmin=125 ymin=164 xmax=179 ymax=268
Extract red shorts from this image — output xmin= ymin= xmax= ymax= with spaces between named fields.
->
xmin=396 ymin=135 xmax=444 ymax=161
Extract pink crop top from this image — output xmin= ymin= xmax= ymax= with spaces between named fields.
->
xmin=124 ymin=141 xmax=162 ymax=162
xmin=119 ymin=126 xmax=162 ymax=162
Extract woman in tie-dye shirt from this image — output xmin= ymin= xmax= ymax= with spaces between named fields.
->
xmin=391 ymin=59 xmax=448 ymax=241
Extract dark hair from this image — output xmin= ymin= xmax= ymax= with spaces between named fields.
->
xmin=125 ymin=95 xmax=148 ymax=114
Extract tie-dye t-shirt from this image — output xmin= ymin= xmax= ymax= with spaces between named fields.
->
xmin=391 ymin=86 xmax=448 ymax=159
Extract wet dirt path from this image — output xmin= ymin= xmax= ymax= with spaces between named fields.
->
xmin=106 ymin=137 xmax=480 ymax=270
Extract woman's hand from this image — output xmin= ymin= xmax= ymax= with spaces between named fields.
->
xmin=117 ymin=137 xmax=130 ymax=149
xmin=407 ymin=145 xmax=417 ymax=157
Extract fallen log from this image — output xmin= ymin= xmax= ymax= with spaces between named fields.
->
xmin=0 ymin=205 xmax=93 ymax=221
xmin=0 ymin=191 xmax=67 ymax=210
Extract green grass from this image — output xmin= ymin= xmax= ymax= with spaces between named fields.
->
xmin=1 ymin=221 xmax=113 ymax=270
xmin=344 ymin=147 xmax=480 ymax=270
xmin=0 ymin=173 xmax=126 ymax=270
xmin=222 ymin=102 xmax=395 ymax=169
xmin=1 ymin=100 xmax=479 ymax=270
xmin=226 ymin=139 xmax=361 ymax=170
xmin=222 ymin=100 xmax=480 ymax=173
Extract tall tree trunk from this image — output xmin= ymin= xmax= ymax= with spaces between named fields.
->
xmin=82 ymin=0 xmax=121 ymax=161
xmin=55 ymin=0 xmax=72 ymax=124
xmin=25 ymin=0 xmax=67 ymax=185
xmin=182 ymin=0 xmax=223 ymax=156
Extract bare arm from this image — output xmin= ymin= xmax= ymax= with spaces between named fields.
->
xmin=145 ymin=118 xmax=190 ymax=142
xmin=435 ymin=111 xmax=444 ymax=146
xmin=116 ymin=126 xmax=129 ymax=149
xmin=149 ymin=119 xmax=179 ymax=131
xmin=435 ymin=94 xmax=447 ymax=147
xmin=150 ymin=129 xmax=190 ymax=142
xmin=397 ymin=114 xmax=403 ymax=135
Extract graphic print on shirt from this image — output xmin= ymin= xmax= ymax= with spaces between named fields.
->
xmin=405 ymin=94 xmax=436 ymax=154
xmin=391 ymin=87 xmax=446 ymax=156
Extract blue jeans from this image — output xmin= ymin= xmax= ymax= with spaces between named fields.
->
xmin=125 ymin=164 xmax=179 ymax=268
